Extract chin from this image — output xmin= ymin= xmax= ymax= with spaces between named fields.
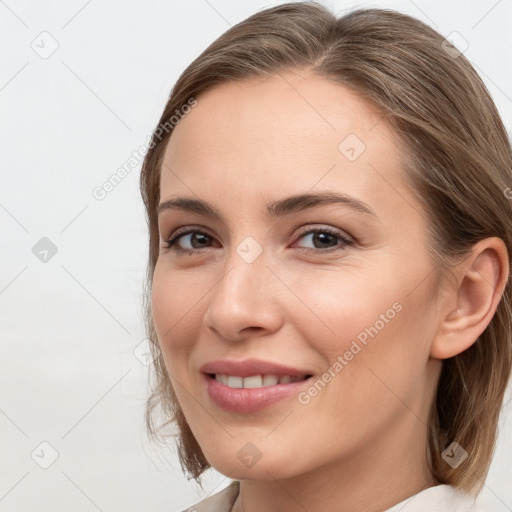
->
xmin=205 ymin=445 xmax=305 ymax=481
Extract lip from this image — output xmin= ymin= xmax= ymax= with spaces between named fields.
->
xmin=202 ymin=372 xmax=313 ymax=413
xmin=200 ymin=358 xmax=312 ymax=378
xmin=200 ymin=358 xmax=314 ymax=413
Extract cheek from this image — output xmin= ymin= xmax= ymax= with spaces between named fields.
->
xmin=151 ymin=265 xmax=174 ymax=344
xmin=151 ymin=262 xmax=200 ymax=334
xmin=291 ymin=284 xmax=429 ymax=448
xmin=151 ymin=264 xmax=198 ymax=366
xmin=285 ymin=266 xmax=400 ymax=347
xmin=287 ymin=262 xmax=432 ymax=378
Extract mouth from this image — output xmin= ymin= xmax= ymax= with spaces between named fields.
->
xmin=203 ymin=371 xmax=315 ymax=413
xmin=206 ymin=372 xmax=313 ymax=389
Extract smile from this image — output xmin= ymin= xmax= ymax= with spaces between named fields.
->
xmin=211 ymin=373 xmax=311 ymax=388
xmin=203 ymin=372 xmax=314 ymax=413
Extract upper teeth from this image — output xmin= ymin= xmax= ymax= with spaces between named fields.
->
xmin=215 ymin=374 xmax=304 ymax=388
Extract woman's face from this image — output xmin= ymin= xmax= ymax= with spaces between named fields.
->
xmin=152 ymin=69 xmax=443 ymax=481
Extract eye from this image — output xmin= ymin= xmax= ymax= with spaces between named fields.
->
xmin=161 ymin=228 xmax=216 ymax=255
xmin=160 ymin=225 xmax=355 ymax=256
xmin=292 ymin=226 xmax=354 ymax=254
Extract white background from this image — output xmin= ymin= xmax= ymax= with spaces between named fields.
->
xmin=1 ymin=1 xmax=511 ymax=511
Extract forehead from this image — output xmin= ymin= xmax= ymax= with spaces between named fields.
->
xmin=160 ymin=70 xmax=412 ymax=222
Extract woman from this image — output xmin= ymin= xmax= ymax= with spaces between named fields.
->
xmin=139 ymin=2 xmax=512 ymax=511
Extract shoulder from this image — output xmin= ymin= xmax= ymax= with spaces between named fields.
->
xmin=177 ymin=480 xmax=240 ymax=512
xmin=386 ymin=484 xmax=487 ymax=512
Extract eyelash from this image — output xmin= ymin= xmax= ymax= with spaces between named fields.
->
xmin=161 ymin=226 xmax=354 ymax=256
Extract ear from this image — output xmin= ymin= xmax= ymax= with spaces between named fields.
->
xmin=430 ymin=237 xmax=510 ymax=360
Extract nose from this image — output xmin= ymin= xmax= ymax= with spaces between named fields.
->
xmin=203 ymin=247 xmax=283 ymax=342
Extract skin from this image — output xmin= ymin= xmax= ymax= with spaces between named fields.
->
xmin=151 ymin=69 xmax=509 ymax=512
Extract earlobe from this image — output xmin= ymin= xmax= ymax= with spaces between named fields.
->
xmin=430 ymin=237 xmax=509 ymax=360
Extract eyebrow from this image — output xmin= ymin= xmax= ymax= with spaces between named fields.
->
xmin=157 ymin=192 xmax=377 ymax=223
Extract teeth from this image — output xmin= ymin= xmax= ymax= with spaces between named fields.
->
xmin=263 ymin=375 xmax=279 ymax=386
xmin=227 ymin=376 xmax=243 ymax=388
xmin=214 ymin=374 xmax=305 ymax=388
xmin=243 ymin=375 xmax=263 ymax=388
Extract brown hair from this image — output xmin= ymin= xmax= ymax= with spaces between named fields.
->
xmin=139 ymin=1 xmax=512 ymax=497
